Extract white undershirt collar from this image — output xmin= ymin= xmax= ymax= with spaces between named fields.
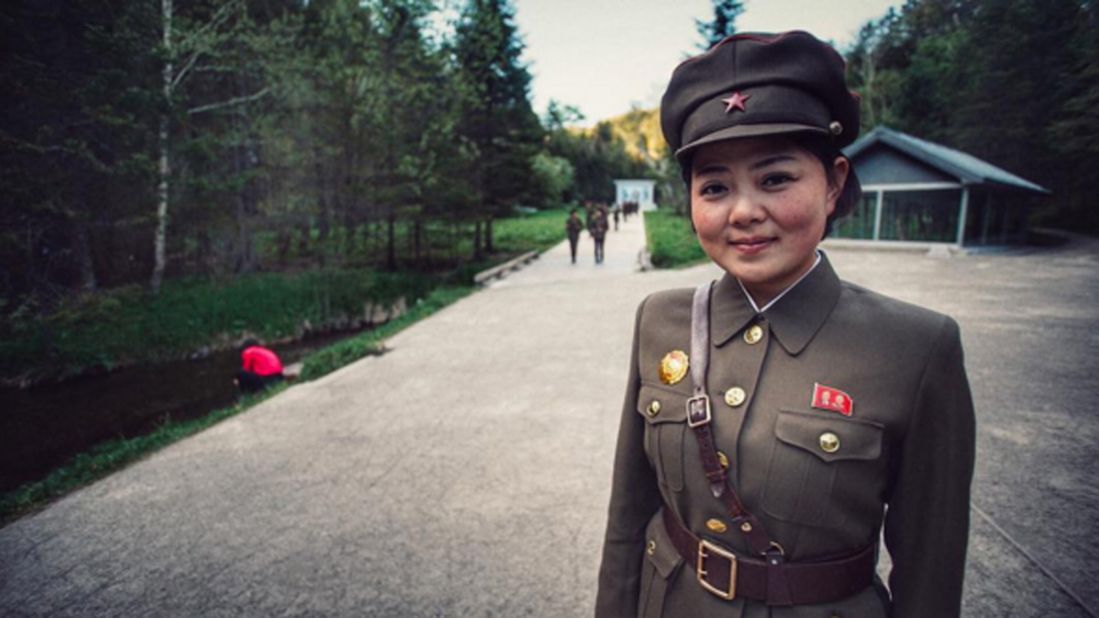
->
xmin=737 ymin=251 xmax=822 ymax=314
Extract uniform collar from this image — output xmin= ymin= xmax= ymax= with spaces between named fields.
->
xmin=711 ymin=252 xmax=842 ymax=355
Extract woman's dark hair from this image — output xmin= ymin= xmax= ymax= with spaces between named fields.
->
xmin=793 ymin=133 xmax=862 ymax=239
xmin=679 ymin=132 xmax=862 ymax=239
xmin=240 ymin=337 xmax=260 ymax=351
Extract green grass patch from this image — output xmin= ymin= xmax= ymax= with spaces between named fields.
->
xmin=0 ymin=209 xmax=564 ymax=384
xmin=0 ymin=270 xmax=435 ymax=385
xmin=645 ymin=208 xmax=708 ymax=268
xmin=299 ymin=285 xmax=473 ymax=380
xmin=492 ymin=207 xmax=571 ymax=254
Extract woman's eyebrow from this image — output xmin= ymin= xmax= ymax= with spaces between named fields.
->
xmin=749 ymin=154 xmax=797 ymax=170
xmin=693 ymin=163 xmax=730 ymax=176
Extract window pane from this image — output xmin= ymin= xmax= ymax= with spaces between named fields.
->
xmin=879 ymin=189 xmax=961 ymax=242
xmin=832 ymin=193 xmax=876 ymax=239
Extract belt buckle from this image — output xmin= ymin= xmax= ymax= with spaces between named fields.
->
xmin=697 ymin=538 xmax=737 ymax=600
xmin=686 ymin=395 xmax=712 ymax=428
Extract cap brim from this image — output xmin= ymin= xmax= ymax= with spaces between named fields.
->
xmin=674 ymin=123 xmax=828 ymax=159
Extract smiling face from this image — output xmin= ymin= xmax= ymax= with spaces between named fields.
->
xmin=690 ymin=136 xmax=849 ymax=306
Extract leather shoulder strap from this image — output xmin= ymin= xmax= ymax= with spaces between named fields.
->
xmin=688 ymin=281 xmax=777 ymax=557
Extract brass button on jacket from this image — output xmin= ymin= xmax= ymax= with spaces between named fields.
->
xmin=724 ymin=387 xmax=747 ymax=407
xmin=819 ymin=432 xmax=841 ymax=453
xmin=744 ymin=324 xmax=764 ymax=345
xmin=646 ymin=400 xmax=662 ymax=416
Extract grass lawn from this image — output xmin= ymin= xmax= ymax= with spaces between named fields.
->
xmin=493 ymin=207 xmax=570 ymax=254
xmin=644 ymin=208 xmax=708 ymax=268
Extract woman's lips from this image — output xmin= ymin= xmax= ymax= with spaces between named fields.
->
xmin=730 ymin=236 xmax=775 ymax=255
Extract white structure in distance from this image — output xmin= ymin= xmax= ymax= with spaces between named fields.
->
xmin=613 ymin=178 xmax=657 ymax=211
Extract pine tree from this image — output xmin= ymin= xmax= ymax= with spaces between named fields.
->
xmin=696 ymin=0 xmax=744 ymax=50
xmin=0 ymin=0 xmax=161 ymax=300
xmin=454 ymin=0 xmax=542 ymax=257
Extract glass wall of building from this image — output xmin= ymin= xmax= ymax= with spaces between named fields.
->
xmin=878 ymin=189 xmax=962 ymax=242
xmin=964 ymin=190 xmax=1030 ymax=245
xmin=832 ymin=192 xmax=878 ymax=239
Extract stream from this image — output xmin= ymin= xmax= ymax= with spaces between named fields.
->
xmin=0 ymin=330 xmax=365 ymax=494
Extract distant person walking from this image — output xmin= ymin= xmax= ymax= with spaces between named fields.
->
xmin=565 ymin=209 xmax=584 ymax=264
xmin=235 ymin=338 xmax=284 ymax=394
xmin=589 ymin=208 xmax=609 ymax=264
xmin=613 ymin=206 xmax=620 ymax=231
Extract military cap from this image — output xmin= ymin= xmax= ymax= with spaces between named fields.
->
xmin=661 ymin=31 xmax=860 ymax=161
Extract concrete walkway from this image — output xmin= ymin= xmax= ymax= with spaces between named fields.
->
xmin=2 ymin=215 xmax=1097 ymax=617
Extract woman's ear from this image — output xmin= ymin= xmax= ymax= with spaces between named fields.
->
xmin=828 ymin=156 xmax=851 ymax=205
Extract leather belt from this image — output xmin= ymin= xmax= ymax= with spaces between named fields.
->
xmin=662 ymin=507 xmax=877 ymax=605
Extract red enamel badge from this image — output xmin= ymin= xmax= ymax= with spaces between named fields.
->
xmin=722 ymin=91 xmax=750 ymax=113
xmin=812 ymin=383 xmax=853 ymax=416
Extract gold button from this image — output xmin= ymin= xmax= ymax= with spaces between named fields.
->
xmin=706 ymin=519 xmax=728 ymax=533
xmin=717 ymin=451 xmax=730 ymax=470
xmin=646 ymin=400 xmax=661 ymax=416
xmin=646 ymin=539 xmax=656 ymax=555
xmin=740 ymin=522 xmax=753 ymax=533
xmin=724 ymin=387 xmax=746 ymax=407
xmin=819 ymin=432 xmax=840 ymax=453
xmin=743 ymin=324 xmax=764 ymax=345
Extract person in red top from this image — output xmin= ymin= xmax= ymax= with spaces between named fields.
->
xmin=235 ymin=338 xmax=284 ymax=394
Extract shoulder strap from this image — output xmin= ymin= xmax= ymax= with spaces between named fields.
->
xmin=688 ymin=282 xmax=777 ymax=557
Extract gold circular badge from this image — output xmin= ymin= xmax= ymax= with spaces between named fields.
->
xmin=659 ymin=350 xmax=689 ymax=385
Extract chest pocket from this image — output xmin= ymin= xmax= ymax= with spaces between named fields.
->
xmin=761 ymin=409 xmax=885 ymax=529
xmin=636 ymin=384 xmax=690 ymax=492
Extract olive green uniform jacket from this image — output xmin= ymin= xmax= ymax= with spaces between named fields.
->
xmin=596 ymin=255 xmax=976 ymax=618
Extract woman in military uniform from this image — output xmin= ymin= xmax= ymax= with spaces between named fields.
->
xmin=596 ymin=31 xmax=975 ymax=618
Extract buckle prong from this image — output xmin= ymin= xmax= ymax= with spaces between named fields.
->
xmin=697 ymin=539 xmax=737 ymax=600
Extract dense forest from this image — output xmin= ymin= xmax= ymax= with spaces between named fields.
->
xmin=845 ymin=0 xmax=1099 ymax=234
xmin=0 ymin=0 xmax=644 ymax=314
xmin=2 ymin=0 xmax=1097 ymax=318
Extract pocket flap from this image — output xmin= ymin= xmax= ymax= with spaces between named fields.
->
xmin=644 ymin=510 xmax=684 ymax=579
xmin=775 ymin=409 xmax=884 ymax=463
xmin=635 ymin=384 xmax=689 ymax=425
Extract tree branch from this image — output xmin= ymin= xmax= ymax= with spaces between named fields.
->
xmin=175 ymin=0 xmax=241 ymax=51
xmin=171 ymin=0 xmax=243 ymax=90
xmin=171 ymin=48 xmax=203 ymax=90
xmin=187 ymin=88 xmax=270 ymax=115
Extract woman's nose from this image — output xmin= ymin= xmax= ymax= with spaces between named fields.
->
xmin=728 ymin=191 xmax=765 ymax=227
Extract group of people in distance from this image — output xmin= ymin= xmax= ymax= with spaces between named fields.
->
xmin=566 ymin=201 xmax=623 ymax=265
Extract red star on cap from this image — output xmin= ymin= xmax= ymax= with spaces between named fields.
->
xmin=722 ymin=91 xmax=750 ymax=113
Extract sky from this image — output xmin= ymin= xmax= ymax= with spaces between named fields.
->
xmin=510 ymin=0 xmax=900 ymax=125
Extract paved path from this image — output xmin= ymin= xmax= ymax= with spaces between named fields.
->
xmin=1 ymin=215 xmax=1097 ymax=617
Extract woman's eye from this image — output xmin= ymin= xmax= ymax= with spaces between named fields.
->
xmin=699 ymin=183 xmax=727 ymax=197
xmin=761 ymin=173 xmax=794 ymax=188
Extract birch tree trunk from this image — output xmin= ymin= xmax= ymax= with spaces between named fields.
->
xmin=151 ymin=0 xmax=172 ymax=294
